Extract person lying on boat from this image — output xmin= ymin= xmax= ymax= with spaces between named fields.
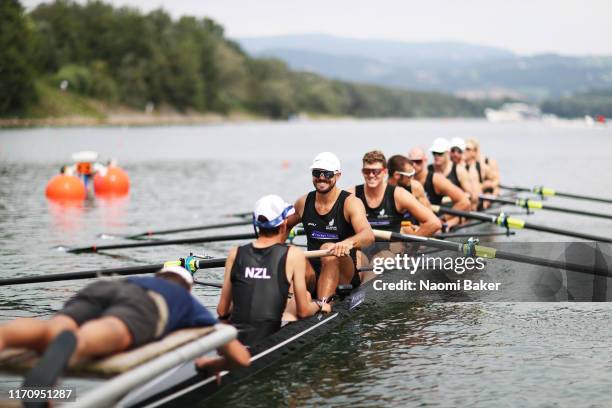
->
xmin=347 ymin=150 xmax=440 ymax=281
xmin=286 ymin=152 xmax=375 ymax=300
xmin=0 ymin=266 xmax=250 ymax=371
xmin=215 ymin=194 xmax=332 ymax=347
xmin=408 ymin=146 xmax=470 ymax=230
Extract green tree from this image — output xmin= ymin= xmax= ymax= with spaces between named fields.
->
xmin=0 ymin=0 xmax=37 ymax=115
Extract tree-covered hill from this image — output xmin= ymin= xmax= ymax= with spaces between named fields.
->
xmin=0 ymin=0 xmax=486 ymax=120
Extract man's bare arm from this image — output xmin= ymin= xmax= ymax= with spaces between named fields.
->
xmin=395 ymin=188 xmax=441 ymax=237
xmin=289 ymin=247 xmax=330 ymax=318
xmin=217 ymin=247 xmax=237 ymax=319
xmin=412 ymin=180 xmax=431 ymax=208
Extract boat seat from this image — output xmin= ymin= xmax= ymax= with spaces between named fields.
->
xmin=0 ymin=326 xmax=215 ymax=378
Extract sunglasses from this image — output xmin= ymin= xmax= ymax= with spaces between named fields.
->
xmin=312 ymin=169 xmax=336 ymax=179
xmin=397 ymin=170 xmax=415 ymax=178
xmin=432 ymin=152 xmax=445 ymax=157
xmin=450 ymin=147 xmax=463 ymax=153
xmin=362 ymin=168 xmax=384 ymax=176
xmin=410 ymin=159 xmax=424 ymax=165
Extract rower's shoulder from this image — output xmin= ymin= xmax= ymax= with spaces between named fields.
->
xmin=344 ymin=191 xmax=366 ymax=212
xmin=411 ymin=179 xmax=425 ymax=193
xmin=294 ymin=193 xmax=308 ymax=210
xmin=287 ymin=245 xmax=306 ymax=262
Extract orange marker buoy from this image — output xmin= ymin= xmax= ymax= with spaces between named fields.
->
xmin=94 ymin=166 xmax=130 ymax=196
xmin=45 ymin=174 xmax=87 ymax=201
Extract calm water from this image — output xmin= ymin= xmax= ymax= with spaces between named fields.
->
xmin=1 ymin=119 xmax=612 ymax=406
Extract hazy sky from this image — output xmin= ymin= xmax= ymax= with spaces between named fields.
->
xmin=22 ymin=0 xmax=612 ymax=55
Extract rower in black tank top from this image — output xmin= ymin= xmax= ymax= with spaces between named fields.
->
xmin=447 ymin=162 xmax=461 ymax=187
xmin=302 ymin=190 xmax=355 ymax=251
xmin=425 ymin=164 xmax=445 ymax=205
xmin=302 ymin=190 xmax=358 ymax=285
xmin=354 ymin=184 xmax=403 ymax=232
xmin=230 ymin=243 xmax=290 ymax=345
xmin=465 ymin=162 xmax=483 ymax=183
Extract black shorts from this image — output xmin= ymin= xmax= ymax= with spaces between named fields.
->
xmin=59 ymin=280 xmax=160 ymax=347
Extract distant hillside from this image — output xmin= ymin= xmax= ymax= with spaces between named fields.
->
xmin=238 ymin=34 xmax=612 ymax=101
xmin=1 ymin=1 xmax=486 ymax=120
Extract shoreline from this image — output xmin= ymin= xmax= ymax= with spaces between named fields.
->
xmin=0 ymin=111 xmax=267 ymax=129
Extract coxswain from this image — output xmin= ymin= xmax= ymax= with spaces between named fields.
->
xmin=218 ymin=195 xmax=331 ymax=346
xmin=286 ymin=152 xmax=375 ymax=299
xmin=0 ymin=266 xmax=251 ymax=372
xmin=407 ymin=146 xmax=470 ymax=230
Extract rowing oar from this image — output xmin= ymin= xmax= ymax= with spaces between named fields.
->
xmin=61 ymin=232 xmax=257 ymax=254
xmin=98 ymin=220 xmax=252 ymax=240
xmin=373 ymin=230 xmax=611 ymax=278
xmin=499 ymin=184 xmax=612 ymax=204
xmin=432 ymin=206 xmax=612 ymax=243
xmin=0 ymin=264 xmax=166 ymax=286
xmin=481 ymin=194 xmax=612 ymax=220
xmin=1 ymin=249 xmax=333 ymax=287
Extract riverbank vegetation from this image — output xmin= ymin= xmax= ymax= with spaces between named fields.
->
xmin=2 ymin=0 xmax=488 ymax=122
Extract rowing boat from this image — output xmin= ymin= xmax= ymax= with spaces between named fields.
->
xmin=115 ymin=220 xmax=500 ymax=407
xmin=3 ymin=200 xmax=603 ymax=406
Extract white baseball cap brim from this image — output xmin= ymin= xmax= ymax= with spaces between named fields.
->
xmin=309 ymin=152 xmax=341 ymax=172
xmin=430 ymin=138 xmax=450 ymax=153
xmin=253 ymin=195 xmax=295 ymax=228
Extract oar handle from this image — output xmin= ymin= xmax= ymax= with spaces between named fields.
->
xmin=304 ymin=249 xmax=333 ymax=258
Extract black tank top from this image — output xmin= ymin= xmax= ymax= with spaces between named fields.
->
xmin=302 ymin=190 xmax=355 ymax=251
xmin=354 ymin=184 xmax=403 ymax=232
xmin=425 ymin=165 xmax=444 ymax=205
xmin=446 ymin=162 xmax=461 ymax=187
xmin=230 ymin=243 xmax=290 ymax=345
xmin=465 ymin=161 xmax=483 ymax=183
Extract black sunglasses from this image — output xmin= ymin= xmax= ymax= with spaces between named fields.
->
xmin=450 ymin=147 xmax=463 ymax=153
xmin=361 ymin=168 xmax=384 ymax=176
xmin=432 ymin=152 xmax=445 ymax=156
xmin=410 ymin=159 xmax=424 ymax=165
xmin=312 ymin=169 xmax=336 ymax=179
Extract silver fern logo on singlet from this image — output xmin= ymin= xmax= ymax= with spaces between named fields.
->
xmin=378 ymin=209 xmax=386 ymax=218
xmin=326 ymin=218 xmax=337 ymax=231
xmin=245 ymin=267 xmax=271 ymax=279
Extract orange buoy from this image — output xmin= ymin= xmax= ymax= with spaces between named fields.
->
xmin=94 ymin=166 xmax=130 ymax=196
xmin=45 ymin=174 xmax=87 ymax=201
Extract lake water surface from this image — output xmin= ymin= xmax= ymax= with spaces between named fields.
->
xmin=1 ymin=119 xmax=611 ymax=407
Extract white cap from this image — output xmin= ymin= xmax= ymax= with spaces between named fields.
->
xmin=450 ymin=137 xmax=466 ymax=151
xmin=159 ymin=265 xmax=193 ymax=287
xmin=309 ymin=152 xmax=341 ymax=172
xmin=253 ymin=195 xmax=295 ymax=228
xmin=429 ymin=138 xmax=450 ymax=153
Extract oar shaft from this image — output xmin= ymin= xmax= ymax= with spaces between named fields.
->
xmin=374 ymin=230 xmax=611 ymax=278
xmin=67 ymin=233 xmax=257 ymax=253
xmin=481 ymin=195 xmax=612 ymax=220
xmin=193 ymin=249 xmax=333 ymax=271
xmin=126 ymin=220 xmax=252 ymax=239
xmin=435 ymin=206 xmax=612 ymax=243
xmin=499 ymin=184 xmax=612 ymax=204
xmin=0 ymin=264 xmax=165 ymax=286
xmin=522 ymin=221 xmax=612 ymax=243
